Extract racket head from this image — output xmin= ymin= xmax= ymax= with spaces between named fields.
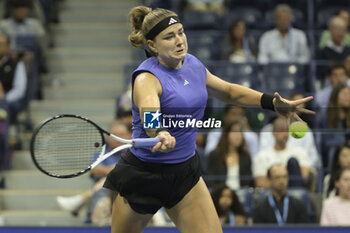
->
xmin=30 ymin=114 xmax=106 ymax=178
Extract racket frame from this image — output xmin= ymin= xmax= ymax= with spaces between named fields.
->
xmin=30 ymin=114 xmax=160 ymax=178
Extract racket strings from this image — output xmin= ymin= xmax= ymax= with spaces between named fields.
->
xmin=33 ymin=117 xmax=104 ymax=176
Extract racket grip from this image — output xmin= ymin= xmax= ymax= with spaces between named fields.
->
xmin=133 ymin=138 xmax=161 ymax=148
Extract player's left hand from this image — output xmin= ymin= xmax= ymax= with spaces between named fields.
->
xmin=273 ymin=92 xmax=315 ymax=123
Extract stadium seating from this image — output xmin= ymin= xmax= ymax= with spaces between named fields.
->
xmin=260 ymin=63 xmax=306 ymax=97
xmin=0 ymin=100 xmax=9 ymax=171
xmin=225 ymin=8 xmax=264 ymax=29
xmin=182 ymin=10 xmax=223 ymax=30
xmin=209 ymin=61 xmax=261 ymax=89
xmin=235 ymin=187 xmax=255 ymax=218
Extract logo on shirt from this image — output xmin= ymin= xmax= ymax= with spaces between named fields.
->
xmin=169 ymin=17 xmax=177 ymax=25
xmin=143 ymin=110 xmax=221 ymax=130
xmin=143 ymin=110 xmax=162 ymax=129
xmin=184 ymin=79 xmax=189 ymax=86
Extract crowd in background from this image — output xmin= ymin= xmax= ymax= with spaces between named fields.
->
xmin=0 ymin=0 xmax=60 ymax=185
xmin=0 ymin=0 xmax=350 ymax=228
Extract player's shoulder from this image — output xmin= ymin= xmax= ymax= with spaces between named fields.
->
xmin=185 ymin=53 xmax=201 ymax=64
xmin=185 ymin=53 xmax=206 ymax=70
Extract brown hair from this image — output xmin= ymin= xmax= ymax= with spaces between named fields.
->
xmin=128 ymin=6 xmax=178 ymax=49
xmin=214 ymin=122 xmax=250 ymax=163
xmin=228 ymin=19 xmax=245 ymax=50
xmin=327 ymin=84 xmax=350 ymax=129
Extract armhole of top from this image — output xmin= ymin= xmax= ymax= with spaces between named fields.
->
xmin=132 ymin=70 xmax=163 ymax=102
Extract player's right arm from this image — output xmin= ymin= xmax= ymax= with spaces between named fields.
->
xmin=133 ymin=72 xmax=175 ymax=152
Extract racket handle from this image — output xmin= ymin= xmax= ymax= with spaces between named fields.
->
xmin=133 ymin=138 xmax=161 ymax=148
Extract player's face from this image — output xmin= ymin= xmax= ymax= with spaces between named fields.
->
xmin=336 ymin=170 xmax=350 ymax=200
xmin=151 ymin=23 xmax=187 ymax=66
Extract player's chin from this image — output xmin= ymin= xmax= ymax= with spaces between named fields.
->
xmin=173 ymin=50 xmax=187 ymax=59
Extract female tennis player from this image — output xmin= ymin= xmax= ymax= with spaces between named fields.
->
xmin=103 ymin=6 xmax=314 ymax=233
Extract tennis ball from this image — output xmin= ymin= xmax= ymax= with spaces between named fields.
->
xmin=289 ymin=121 xmax=308 ymax=139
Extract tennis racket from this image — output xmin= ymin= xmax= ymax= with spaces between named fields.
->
xmin=30 ymin=114 xmax=160 ymax=178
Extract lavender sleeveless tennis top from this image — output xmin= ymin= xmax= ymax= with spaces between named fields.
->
xmin=130 ymin=54 xmax=208 ymax=163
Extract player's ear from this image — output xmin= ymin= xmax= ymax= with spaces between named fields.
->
xmin=147 ymin=40 xmax=157 ymax=54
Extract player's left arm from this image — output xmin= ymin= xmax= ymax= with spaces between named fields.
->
xmin=206 ymin=69 xmax=315 ymax=118
xmin=206 ymin=68 xmax=263 ymax=107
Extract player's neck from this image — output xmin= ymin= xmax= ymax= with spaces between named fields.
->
xmin=157 ymin=56 xmax=183 ymax=69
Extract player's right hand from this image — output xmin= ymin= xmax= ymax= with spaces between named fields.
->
xmin=151 ymin=131 xmax=176 ymax=153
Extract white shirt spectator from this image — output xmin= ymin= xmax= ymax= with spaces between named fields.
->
xmin=321 ymin=196 xmax=350 ymax=226
xmin=259 ymin=123 xmax=320 ymax=169
xmin=253 ymin=145 xmax=310 ymax=177
xmin=258 ymin=28 xmax=310 ymax=64
xmin=0 ymin=57 xmax=27 ymax=103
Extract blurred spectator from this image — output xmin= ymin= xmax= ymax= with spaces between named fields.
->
xmin=260 ymin=94 xmax=320 ymax=172
xmin=220 ymin=19 xmax=257 ymax=63
xmin=205 ymin=104 xmax=259 ymax=158
xmin=323 ymin=144 xmax=350 ymax=199
xmin=211 ymin=184 xmax=246 ymax=226
xmin=185 ymin=0 xmax=226 ymax=15
xmin=344 ymin=54 xmax=350 ymax=77
xmin=321 ymin=168 xmax=350 ymax=226
xmin=258 ymin=4 xmax=309 ymax=64
xmin=0 ymin=0 xmax=47 ymax=72
xmin=253 ymin=164 xmax=310 ymax=224
xmin=206 ymin=121 xmax=253 ymax=190
xmin=0 ymin=101 xmax=9 ymax=181
xmin=253 ymin=117 xmax=310 ymax=188
xmin=0 ymin=33 xmax=27 ymax=123
xmin=56 ymin=120 xmax=131 ymax=226
xmin=319 ymin=9 xmax=350 ymax=49
xmin=317 ymin=16 xmax=350 ymax=62
xmin=1 ymin=0 xmax=46 ymax=27
xmin=315 ymin=63 xmax=349 ymax=111
xmin=115 ymin=85 xmax=132 ymax=130
xmin=324 ymin=84 xmax=350 ymax=130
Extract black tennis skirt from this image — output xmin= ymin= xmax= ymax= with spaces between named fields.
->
xmin=103 ymin=149 xmax=202 ymax=214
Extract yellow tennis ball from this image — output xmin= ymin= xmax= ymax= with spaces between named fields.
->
xmin=289 ymin=121 xmax=308 ymax=139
